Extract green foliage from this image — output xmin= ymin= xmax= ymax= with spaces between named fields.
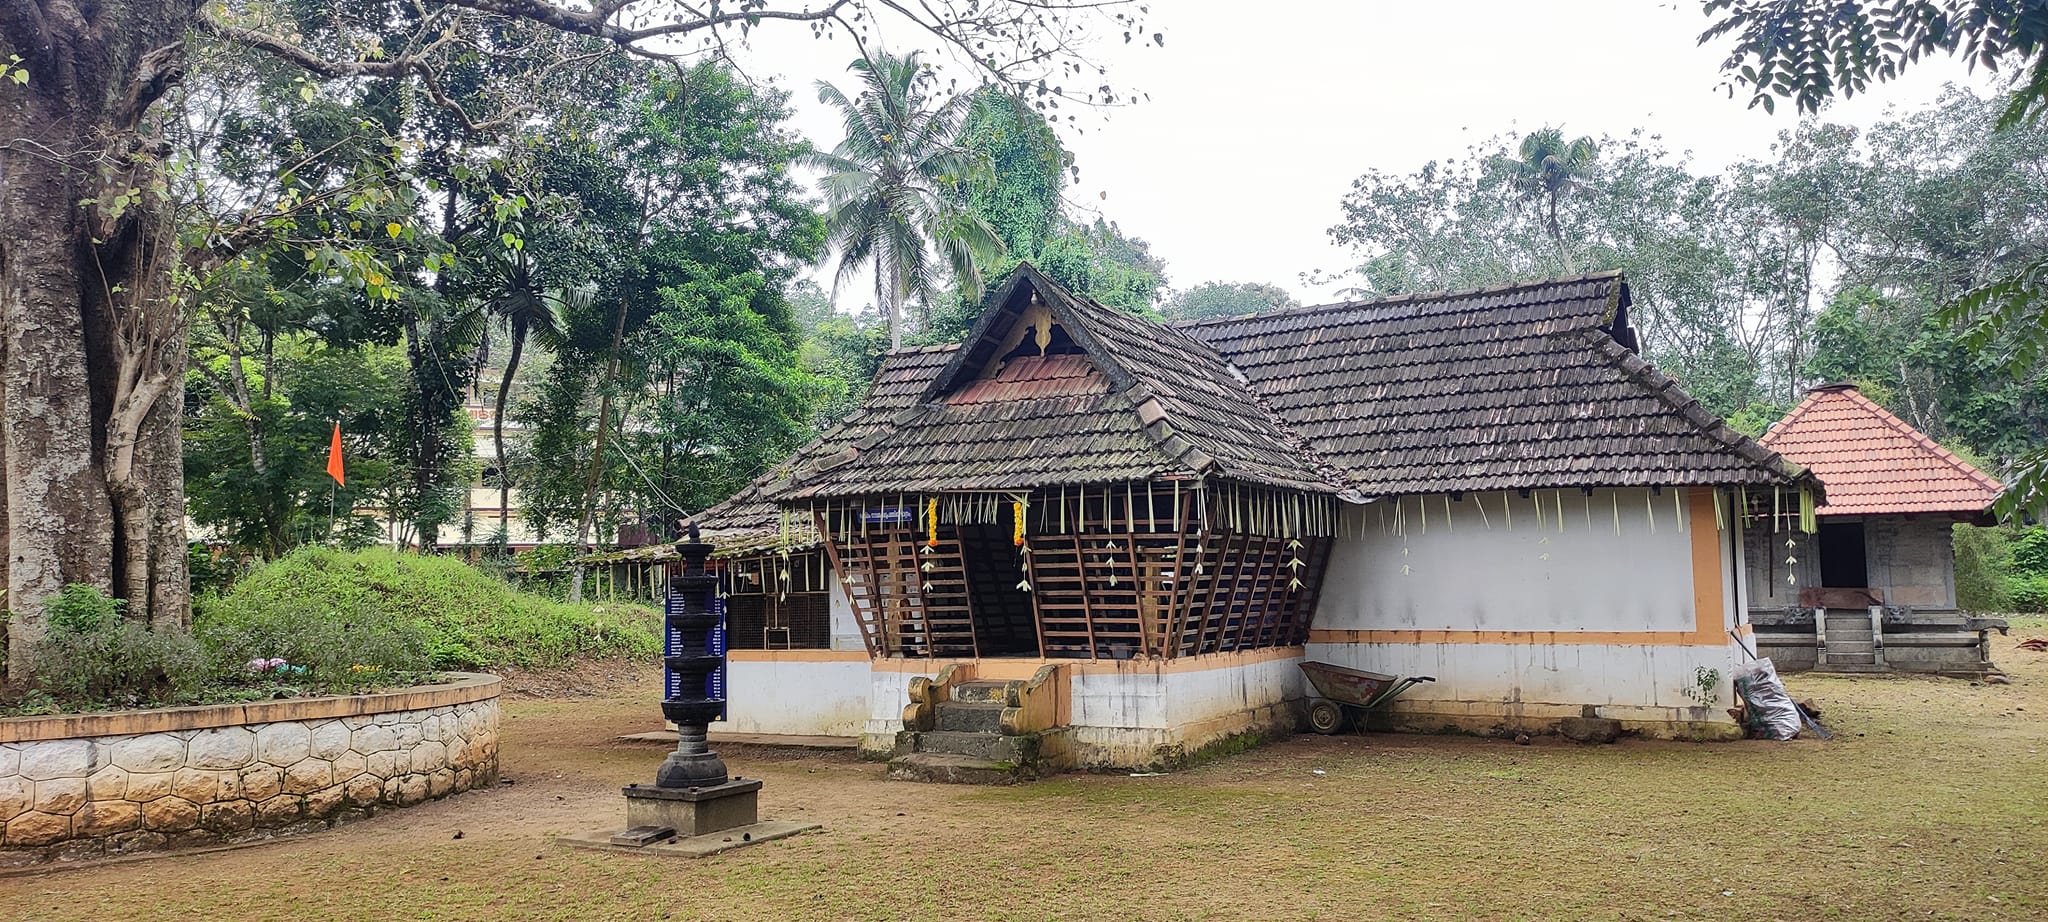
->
xmin=2012 ymin=527 xmax=2048 ymax=577
xmin=1327 ymin=92 xmax=2048 ymax=449
xmin=2007 ymin=575 xmax=2048 ymax=613
xmin=917 ymin=219 xmax=1168 ymax=346
xmin=1164 ymin=281 xmax=1300 ymax=322
xmin=1701 ymin=0 xmax=2048 ymax=124
xmin=184 ymin=338 xmax=415 ymax=556
xmin=10 ymin=548 xmax=657 ymax=713
xmin=1954 ymin=523 xmax=2016 ymax=611
xmin=26 ymin=587 xmax=210 ymax=709
xmin=199 ymin=546 xmax=658 ymax=671
xmin=45 ymin=584 xmax=125 ymax=634
xmin=1485 ymin=127 xmax=1598 ymax=270
xmin=809 ymin=50 xmax=1005 ymax=348
xmin=958 ymin=89 xmax=1068 ymax=258
xmin=510 ymin=64 xmax=826 ymax=541
xmin=1701 ymin=6 xmax=2048 ymax=518
xmin=1045 ymin=218 xmax=1169 ymax=316
xmin=1682 ymin=666 xmax=1721 ymax=707
xmin=1725 ymin=401 xmax=1791 ymax=439
xmin=186 ymin=543 xmax=251 ymax=596
xmin=791 ymin=279 xmax=888 ymax=426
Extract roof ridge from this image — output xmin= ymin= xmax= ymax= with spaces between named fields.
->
xmin=1068 ymin=285 xmax=1351 ymax=493
xmin=1835 ymin=387 xmax=2005 ymax=493
xmin=1577 ymin=330 xmax=1811 ymax=488
xmin=1758 ymin=388 xmax=1828 ymax=447
xmin=883 ymin=342 xmax=962 ymax=356
xmin=1170 ymin=270 xmax=1627 ymax=330
xmin=1053 ymin=283 xmax=1343 ymax=493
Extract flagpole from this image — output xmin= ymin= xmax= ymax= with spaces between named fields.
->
xmin=327 ymin=416 xmax=344 ymax=544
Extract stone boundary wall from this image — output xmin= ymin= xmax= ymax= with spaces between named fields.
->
xmin=0 ymin=673 xmax=500 ymax=867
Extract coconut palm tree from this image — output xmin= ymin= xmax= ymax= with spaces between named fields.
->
xmin=1488 ymin=128 xmax=1598 ymax=273
xmin=808 ymin=51 xmax=1004 ymax=348
xmin=474 ymin=244 xmax=571 ymax=544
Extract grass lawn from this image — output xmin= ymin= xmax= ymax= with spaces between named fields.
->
xmin=6 ymin=631 xmax=2046 ymax=921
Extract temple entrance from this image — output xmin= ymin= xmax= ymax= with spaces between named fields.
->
xmin=958 ymin=515 xmax=1039 ymax=656
xmin=1818 ymin=520 xmax=1868 ymax=589
xmin=817 ymin=484 xmax=1335 ymax=661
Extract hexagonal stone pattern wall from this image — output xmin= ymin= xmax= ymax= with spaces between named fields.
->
xmin=0 ymin=676 xmax=499 ymax=867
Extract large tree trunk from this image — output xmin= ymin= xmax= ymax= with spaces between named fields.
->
xmin=1 ymin=1 xmax=197 ymax=678
xmin=880 ymin=251 xmax=902 ymax=350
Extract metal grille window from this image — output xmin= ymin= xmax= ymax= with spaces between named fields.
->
xmin=720 ymin=551 xmax=833 ymax=650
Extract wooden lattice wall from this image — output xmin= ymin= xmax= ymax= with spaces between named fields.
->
xmin=813 ymin=484 xmax=1334 ymax=660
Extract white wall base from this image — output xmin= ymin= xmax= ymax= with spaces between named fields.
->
xmin=718 ymin=656 xmax=872 ymax=737
xmin=1305 ymin=640 xmax=1742 ymax=738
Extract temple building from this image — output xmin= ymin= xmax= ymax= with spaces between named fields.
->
xmin=1746 ymin=384 xmax=2007 ymax=674
xmin=692 ymin=266 xmax=1823 ymax=772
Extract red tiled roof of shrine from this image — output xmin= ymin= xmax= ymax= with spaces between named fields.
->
xmin=1759 ymin=384 xmax=2002 ymax=517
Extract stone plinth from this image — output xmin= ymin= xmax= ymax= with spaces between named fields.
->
xmin=622 ymin=778 xmax=759 ymax=837
xmin=1 ymin=673 xmax=501 ymax=868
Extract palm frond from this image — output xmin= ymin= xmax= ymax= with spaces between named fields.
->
xmin=1942 ymin=255 xmax=2048 ymax=374
xmin=1995 ymin=444 xmax=2048 ymax=522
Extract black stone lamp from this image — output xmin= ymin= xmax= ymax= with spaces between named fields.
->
xmin=573 ymin=520 xmax=817 ymax=853
xmin=657 ymin=520 xmax=729 ymax=788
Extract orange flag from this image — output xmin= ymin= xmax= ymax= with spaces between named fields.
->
xmin=326 ymin=422 xmax=345 ymax=486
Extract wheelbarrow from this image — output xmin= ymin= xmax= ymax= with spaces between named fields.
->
xmin=1299 ymin=661 xmax=1435 ymax=734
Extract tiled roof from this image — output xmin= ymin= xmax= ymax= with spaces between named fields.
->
xmin=1759 ymin=384 xmax=2001 ymax=517
xmin=1005 ymin=269 xmax=1339 ymax=492
xmin=1178 ymin=273 xmax=1806 ymax=495
xmin=767 ymin=265 xmax=1343 ymax=500
xmin=709 ymin=269 xmax=1806 ymax=522
xmin=686 ymin=346 xmax=960 ymax=554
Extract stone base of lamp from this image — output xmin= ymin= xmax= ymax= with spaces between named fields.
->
xmin=556 ymin=778 xmax=815 ymax=859
xmin=621 ymin=778 xmax=760 ymax=837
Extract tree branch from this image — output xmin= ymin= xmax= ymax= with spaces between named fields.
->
xmin=195 ymin=11 xmax=410 ymax=79
xmin=115 ymin=42 xmax=187 ymax=133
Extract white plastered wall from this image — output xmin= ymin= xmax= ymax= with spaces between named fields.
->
xmin=719 ymin=656 xmax=872 ymax=736
xmin=828 ymin=578 xmax=865 ymax=650
xmin=1308 ymin=487 xmax=1744 ymax=732
xmin=1325 ymin=488 xmax=1699 ymax=633
xmin=858 ymin=654 xmax=1309 ymax=765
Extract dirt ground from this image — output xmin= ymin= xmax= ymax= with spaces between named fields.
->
xmin=6 ymin=628 xmax=2047 ymax=922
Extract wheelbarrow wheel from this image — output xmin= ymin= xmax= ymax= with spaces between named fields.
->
xmin=1307 ymin=699 xmax=1348 ymax=735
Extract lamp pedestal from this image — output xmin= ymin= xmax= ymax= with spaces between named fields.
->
xmin=555 ymin=524 xmax=817 ymax=858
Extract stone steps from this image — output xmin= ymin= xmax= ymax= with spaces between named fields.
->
xmin=911 ymin=730 xmax=1028 ymax=762
xmin=891 ymin=678 xmax=1050 ymax=784
xmin=887 ymin=752 xmax=1027 ymax=785
xmin=933 ymin=701 xmax=1006 ymax=733
xmin=950 ymin=680 xmax=1015 ymax=704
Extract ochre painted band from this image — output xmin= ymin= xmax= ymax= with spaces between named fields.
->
xmin=727 ymin=649 xmax=872 ymax=663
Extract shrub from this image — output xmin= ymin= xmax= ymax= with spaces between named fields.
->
xmin=186 ymin=542 xmax=251 ymax=596
xmin=2012 ymin=527 xmax=2048 ymax=578
xmin=2008 ymin=575 xmax=2048 ymax=614
xmin=198 ymin=546 xmax=658 ymax=671
xmin=28 ymin=586 xmax=210 ymax=708
xmin=1954 ymin=523 xmax=2015 ymax=611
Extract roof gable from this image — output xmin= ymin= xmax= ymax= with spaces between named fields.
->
xmin=1760 ymin=384 xmax=2001 ymax=517
xmin=769 ymin=264 xmax=1343 ymax=498
xmin=1178 ymin=273 xmax=1808 ymax=495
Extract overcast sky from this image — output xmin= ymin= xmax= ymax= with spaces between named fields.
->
xmin=721 ymin=1 xmax=2000 ymax=305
